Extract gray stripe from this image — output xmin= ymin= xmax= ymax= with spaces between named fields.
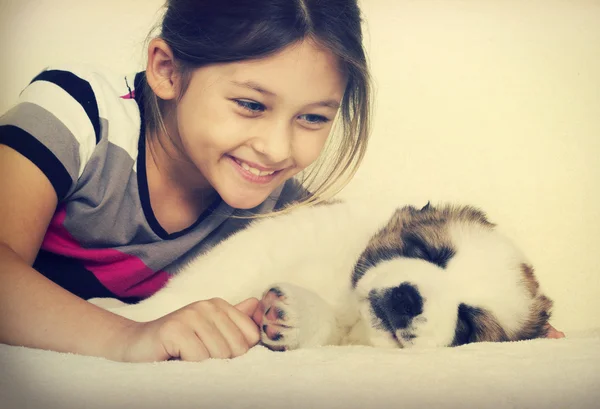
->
xmin=128 ymin=201 xmax=235 ymax=272
xmin=65 ymin=138 xmax=155 ymax=246
xmin=63 ymin=139 xmax=237 ymax=271
xmin=0 ymin=102 xmax=81 ymax=184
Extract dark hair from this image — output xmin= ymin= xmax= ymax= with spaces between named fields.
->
xmin=144 ymin=0 xmax=372 ymax=208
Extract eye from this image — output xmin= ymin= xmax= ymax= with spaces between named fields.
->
xmin=234 ymin=99 xmax=265 ymax=113
xmin=401 ymin=233 xmax=455 ymax=268
xmin=402 ymin=234 xmax=432 ymax=260
xmin=298 ymin=114 xmax=330 ymax=125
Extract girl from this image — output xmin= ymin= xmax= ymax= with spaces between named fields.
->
xmin=0 ymin=0 xmax=371 ymax=362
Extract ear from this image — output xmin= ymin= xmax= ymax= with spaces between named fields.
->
xmin=400 ymin=205 xmax=419 ymax=214
xmin=145 ymin=38 xmax=181 ymax=101
xmin=420 ymin=201 xmax=432 ymax=212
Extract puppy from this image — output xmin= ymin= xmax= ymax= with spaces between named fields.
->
xmin=92 ymin=201 xmax=553 ymax=351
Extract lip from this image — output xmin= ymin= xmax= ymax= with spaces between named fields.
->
xmin=229 ymin=156 xmax=281 ymax=172
xmin=227 ymin=155 xmax=282 ymax=185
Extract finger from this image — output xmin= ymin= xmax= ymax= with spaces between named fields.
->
xmin=252 ymin=300 xmax=266 ymax=326
xmin=204 ymin=298 xmax=259 ymax=350
xmin=227 ymin=302 xmax=261 ymax=347
xmin=211 ymin=312 xmax=254 ymax=357
xmin=235 ymin=297 xmax=260 ymax=316
xmin=177 ymin=335 xmax=211 ymax=362
xmin=194 ymin=316 xmax=233 ymax=359
xmin=164 ymin=328 xmax=211 ymax=362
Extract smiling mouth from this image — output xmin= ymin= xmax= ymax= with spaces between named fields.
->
xmin=233 ymin=158 xmax=277 ymax=176
xmin=230 ymin=156 xmax=281 ymax=176
xmin=228 ymin=155 xmax=284 ymax=184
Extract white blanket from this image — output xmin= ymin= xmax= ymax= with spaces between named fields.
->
xmin=2 ymin=329 xmax=599 ymax=409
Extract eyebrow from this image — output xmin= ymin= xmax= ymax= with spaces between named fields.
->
xmin=230 ymin=80 xmax=341 ymax=109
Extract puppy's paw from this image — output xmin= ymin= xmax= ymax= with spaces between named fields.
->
xmin=257 ymin=283 xmax=336 ymax=351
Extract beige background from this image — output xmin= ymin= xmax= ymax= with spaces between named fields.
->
xmin=0 ymin=0 xmax=598 ymax=332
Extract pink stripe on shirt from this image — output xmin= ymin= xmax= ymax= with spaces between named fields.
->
xmin=41 ymin=206 xmax=168 ymax=298
xmin=120 ymin=90 xmax=136 ymax=100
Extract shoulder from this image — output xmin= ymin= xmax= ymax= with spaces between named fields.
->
xmin=0 ymin=64 xmax=144 ymax=201
xmin=4 ymin=63 xmax=142 ymax=143
xmin=29 ymin=63 xmax=142 ymax=145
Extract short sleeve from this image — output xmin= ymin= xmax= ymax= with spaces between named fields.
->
xmin=0 ymin=68 xmax=100 ymax=201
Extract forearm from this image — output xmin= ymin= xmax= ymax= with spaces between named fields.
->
xmin=0 ymin=243 xmax=137 ymax=361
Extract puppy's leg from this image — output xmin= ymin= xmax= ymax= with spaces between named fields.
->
xmin=257 ymin=283 xmax=339 ymax=351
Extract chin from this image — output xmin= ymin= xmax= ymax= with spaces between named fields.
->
xmin=218 ymin=188 xmax=273 ymax=211
xmin=216 ymin=173 xmax=290 ymax=210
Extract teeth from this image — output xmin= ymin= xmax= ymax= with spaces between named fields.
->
xmin=238 ymin=160 xmax=275 ymax=177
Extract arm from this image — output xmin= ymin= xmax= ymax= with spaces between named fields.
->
xmin=0 ymin=144 xmax=137 ymax=361
xmin=0 ymin=145 xmax=260 ymax=361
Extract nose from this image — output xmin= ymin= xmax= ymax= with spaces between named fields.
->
xmin=389 ymin=284 xmax=423 ymax=318
xmin=369 ymin=284 xmax=423 ymax=331
xmin=251 ymin=119 xmax=293 ymax=164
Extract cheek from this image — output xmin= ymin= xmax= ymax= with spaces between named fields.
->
xmin=177 ymin=102 xmax=238 ymax=150
xmin=292 ymin=132 xmax=329 ymax=168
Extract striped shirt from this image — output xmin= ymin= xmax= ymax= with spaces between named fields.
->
xmin=0 ymin=65 xmax=306 ymax=303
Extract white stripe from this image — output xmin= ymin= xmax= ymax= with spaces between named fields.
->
xmin=19 ymin=80 xmax=96 ymax=177
xmin=79 ymin=68 xmax=141 ymax=159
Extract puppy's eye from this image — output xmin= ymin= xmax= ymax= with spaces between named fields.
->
xmin=402 ymin=234 xmax=431 ymax=260
xmin=401 ymin=233 xmax=455 ymax=268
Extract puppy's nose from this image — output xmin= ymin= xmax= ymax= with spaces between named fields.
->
xmin=389 ymin=284 xmax=422 ymax=318
xmin=369 ymin=283 xmax=424 ymax=332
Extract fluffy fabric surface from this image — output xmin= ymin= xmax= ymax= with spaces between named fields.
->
xmin=2 ymin=329 xmax=598 ymax=409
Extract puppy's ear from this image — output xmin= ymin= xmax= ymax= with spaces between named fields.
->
xmin=401 ymin=203 xmax=431 ymax=215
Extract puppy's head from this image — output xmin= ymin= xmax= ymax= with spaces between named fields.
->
xmin=352 ymin=203 xmax=552 ymax=349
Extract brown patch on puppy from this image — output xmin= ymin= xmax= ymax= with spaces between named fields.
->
xmin=352 ymin=203 xmax=494 ymax=287
xmin=452 ymin=265 xmax=553 ymax=345
xmin=513 ymin=263 xmax=553 ymax=340
xmin=514 ymin=294 xmax=553 ymax=340
xmin=452 ymin=304 xmax=509 ymax=346
xmin=470 ymin=310 xmax=509 ymax=342
xmin=520 ymin=263 xmax=540 ymax=297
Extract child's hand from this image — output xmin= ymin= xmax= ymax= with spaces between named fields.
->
xmin=120 ymin=297 xmax=261 ymax=362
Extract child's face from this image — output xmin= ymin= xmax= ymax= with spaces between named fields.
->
xmin=171 ymin=39 xmax=346 ymax=209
